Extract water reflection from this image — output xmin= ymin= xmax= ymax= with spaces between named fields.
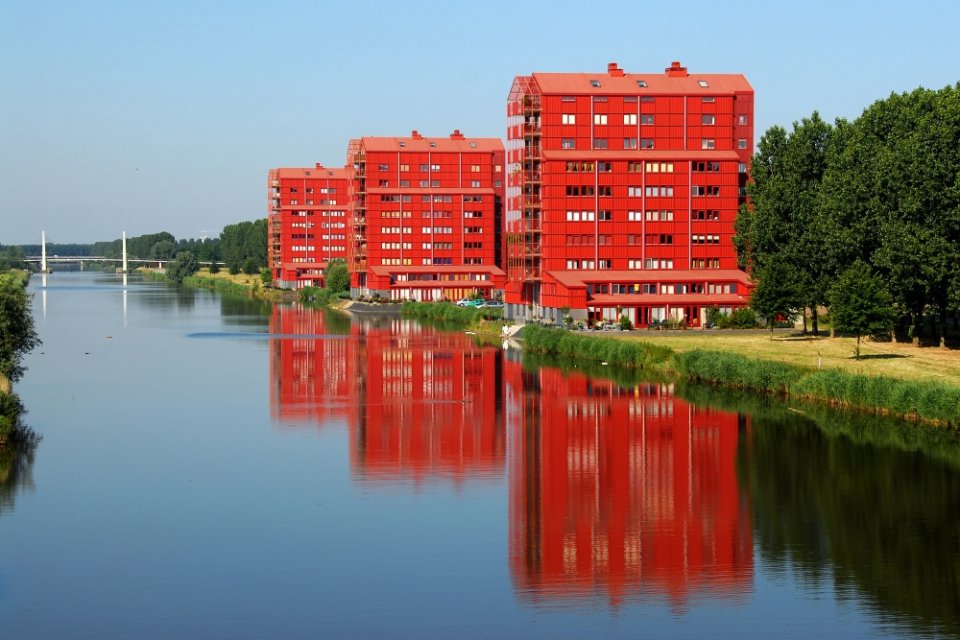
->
xmin=505 ymin=358 xmax=753 ymax=608
xmin=350 ymin=318 xmax=505 ymax=486
xmin=737 ymin=400 xmax=960 ymax=638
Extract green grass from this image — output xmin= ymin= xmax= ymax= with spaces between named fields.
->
xmin=400 ymin=300 xmax=503 ymax=324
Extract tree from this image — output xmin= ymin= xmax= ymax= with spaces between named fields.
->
xmin=735 ymin=113 xmax=837 ymax=335
xmin=324 ymin=260 xmax=349 ymax=294
xmin=750 ymin=261 xmax=804 ymax=339
xmin=149 ymin=239 xmax=176 ymax=260
xmin=259 ymin=268 xmax=272 ymax=286
xmin=242 ymin=257 xmax=259 ymax=275
xmin=166 ymin=251 xmax=199 ymax=285
xmin=829 ymin=261 xmax=897 ymax=359
xmin=0 ymin=274 xmax=40 ymax=387
xmin=209 ymin=261 xmax=221 ymax=275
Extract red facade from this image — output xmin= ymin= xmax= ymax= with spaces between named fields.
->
xmin=506 ymin=62 xmax=754 ymax=326
xmin=268 ymin=164 xmax=352 ymax=289
xmin=346 ymin=131 xmax=507 ymax=301
xmin=506 ymin=361 xmax=753 ymax=606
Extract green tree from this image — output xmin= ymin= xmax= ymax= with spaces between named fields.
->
xmin=324 ymin=259 xmax=349 ymax=294
xmin=259 ymin=268 xmax=272 ymax=286
xmin=0 ymin=274 xmax=41 ymax=387
xmin=242 ymin=257 xmax=259 ymax=275
xmin=166 ymin=251 xmax=199 ymax=285
xmin=149 ymin=239 xmax=176 ymax=260
xmin=735 ymin=113 xmax=837 ymax=335
xmin=829 ymin=261 xmax=897 ymax=359
xmin=209 ymin=261 xmax=221 ymax=275
xmin=749 ymin=261 xmax=803 ymax=339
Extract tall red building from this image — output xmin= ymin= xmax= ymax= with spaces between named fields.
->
xmin=346 ymin=131 xmax=507 ymax=301
xmin=506 ymin=360 xmax=753 ymax=607
xmin=268 ymin=164 xmax=353 ymax=289
xmin=506 ymin=61 xmax=754 ymax=326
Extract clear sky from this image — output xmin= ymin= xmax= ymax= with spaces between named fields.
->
xmin=2 ymin=0 xmax=958 ymax=245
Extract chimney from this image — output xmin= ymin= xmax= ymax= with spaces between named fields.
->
xmin=411 ymin=130 xmax=423 ymax=139
xmin=607 ymin=62 xmax=624 ymax=77
xmin=315 ymin=163 xmax=322 ymax=169
xmin=450 ymin=129 xmax=465 ymax=140
xmin=665 ymin=60 xmax=688 ymax=78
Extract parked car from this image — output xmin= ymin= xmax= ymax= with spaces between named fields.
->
xmin=479 ymin=299 xmax=504 ymax=308
xmin=456 ymin=298 xmax=484 ymax=307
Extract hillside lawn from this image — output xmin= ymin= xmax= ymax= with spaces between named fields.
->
xmin=610 ymin=329 xmax=960 ymax=385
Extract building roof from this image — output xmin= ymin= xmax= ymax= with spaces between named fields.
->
xmin=358 ymin=131 xmax=503 ymax=154
xmin=545 ymin=269 xmax=752 ymax=289
xmin=528 ymin=62 xmax=752 ymax=96
xmin=272 ymin=165 xmax=353 ymax=180
xmin=541 ymin=149 xmax=741 ymax=162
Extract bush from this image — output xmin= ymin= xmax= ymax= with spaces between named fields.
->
xmin=729 ymin=307 xmax=758 ymax=328
xmin=522 ymin=325 xmax=673 ymax=369
xmin=259 ymin=268 xmax=272 ymax=286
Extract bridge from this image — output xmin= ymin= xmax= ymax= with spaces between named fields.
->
xmin=26 ymin=231 xmax=213 ymax=272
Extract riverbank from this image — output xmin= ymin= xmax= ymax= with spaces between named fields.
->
xmin=522 ymin=325 xmax=960 ymax=427
xmin=140 ymin=268 xmax=297 ymax=303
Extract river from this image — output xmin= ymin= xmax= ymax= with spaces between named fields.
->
xmin=2 ymin=271 xmax=958 ymax=639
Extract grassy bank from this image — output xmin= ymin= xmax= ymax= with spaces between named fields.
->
xmin=400 ymin=301 xmax=506 ymax=335
xmin=522 ymin=325 xmax=960 ymax=427
xmin=141 ymin=268 xmax=294 ymax=303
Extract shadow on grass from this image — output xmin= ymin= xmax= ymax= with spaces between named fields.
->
xmin=851 ymin=353 xmax=911 ymax=360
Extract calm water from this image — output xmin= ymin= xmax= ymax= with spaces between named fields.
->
xmin=2 ymin=271 xmax=959 ymax=639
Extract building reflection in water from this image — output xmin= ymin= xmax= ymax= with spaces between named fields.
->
xmin=269 ymin=306 xmax=359 ymax=428
xmin=269 ymin=307 xmax=505 ymax=486
xmin=269 ymin=309 xmax=752 ymax=606
xmin=350 ymin=318 xmax=505 ymax=486
xmin=506 ymin=357 xmax=753 ymax=608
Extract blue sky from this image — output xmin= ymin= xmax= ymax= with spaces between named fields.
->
xmin=2 ymin=0 xmax=958 ymax=245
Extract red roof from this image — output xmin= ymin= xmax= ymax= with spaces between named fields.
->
xmin=545 ymin=269 xmax=752 ymax=288
xmin=541 ymin=149 xmax=740 ymax=162
xmin=271 ymin=166 xmax=353 ymax=180
xmin=359 ymin=134 xmax=503 ymax=154
xmin=527 ymin=62 xmax=752 ymax=96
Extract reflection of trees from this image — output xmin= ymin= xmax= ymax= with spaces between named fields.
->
xmin=0 ymin=424 xmax=39 ymax=515
xmin=739 ymin=408 xmax=960 ymax=638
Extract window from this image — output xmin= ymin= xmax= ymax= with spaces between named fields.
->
xmin=624 ymin=113 xmax=637 ymax=125
xmin=624 ymin=137 xmax=638 ymax=149
xmin=562 ymin=95 xmax=575 ymax=102
xmin=471 ymin=164 xmax=481 ymax=172
xmin=562 ymin=113 xmax=576 ymax=125
xmin=593 ymin=138 xmax=608 ymax=149
xmin=645 ymin=186 xmax=674 ymax=197
xmin=739 ymin=162 xmax=747 ymax=173
xmin=646 ymin=162 xmax=674 ymax=173
xmin=598 ymin=259 xmax=611 ymax=269
xmin=640 ymin=114 xmax=654 ymax=125
xmin=598 ymin=210 xmax=612 ymax=220
xmin=640 ymin=138 xmax=654 ymax=149
xmin=590 ymin=79 xmax=601 ymax=87
xmin=400 ymin=164 xmax=409 ymax=172
xmin=738 ymin=139 xmax=748 ymax=149
xmin=698 ymin=80 xmax=709 ymax=88
xmin=637 ymin=80 xmax=647 ymax=88
xmin=702 ymin=96 xmax=715 ymax=103
xmin=702 ymin=139 xmax=716 ymax=150
xmin=566 ymin=210 xmax=580 ymax=221
xmin=431 ymin=164 xmax=440 ymax=171
xmin=597 ymin=162 xmax=612 ymax=172
xmin=399 ymin=180 xmax=409 ymax=187
xmin=594 ymin=113 xmax=608 ymax=125
xmin=378 ymin=164 xmax=389 ymax=171
xmin=628 ymin=162 xmax=643 ymax=172
xmin=737 ymin=114 xmax=748 ymax=125
xmin=628 ymin=210 xmax=642 ymax=221
xmin=562 ymin=138 xmax=575 ymax=149
xmin=702 ymin=114 xmax=715 ymax=125
xmin=470 ymin=180 xmax=481 ymax=188
xmin=628 ymin=186 xmax=642 ymax=197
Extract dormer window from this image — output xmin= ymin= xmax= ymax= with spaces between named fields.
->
xmin=590 ymin=79 xmax=601 ymax=88
xmin=698 ymin=80 xmax=709 ymax=88
xmin=636 ymin=80 xmax=647 ymax=88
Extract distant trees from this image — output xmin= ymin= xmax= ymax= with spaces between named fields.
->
xmin=165 ymin=251 xmax=200 ymax=285
xmin=220 ymin=220 xmax=267 ymax=274
xmin=737 ymin=83 xmax=960 ymax=347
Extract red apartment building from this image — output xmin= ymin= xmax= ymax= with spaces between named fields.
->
xmin=268 ymin=164 xmax=352 ymax=289
xmin=506 ymin=360 xmax=753 ymax=606
xmin=346 ymin=131 xmax=507 ymax=301
xmin=506 ymin=62 xmax=754 ymax=326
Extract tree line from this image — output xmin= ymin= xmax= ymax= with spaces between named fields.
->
xmin=736 ymin=83 xmax=960 ymax=347
xmin=1 ymin=219 xmax=268 ymax=276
